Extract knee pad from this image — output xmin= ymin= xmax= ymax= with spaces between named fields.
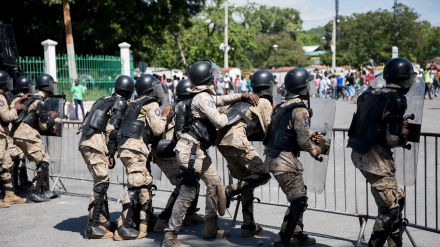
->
xmin=382 ymin=207 xmax=400 ymax=229
xmin=37 ymin=162 xmax=49 ymax=172
xmin=93 ymin=183 xmax=109 ymax=194
xmin=243 ymin=173 xmax=271 ymax=187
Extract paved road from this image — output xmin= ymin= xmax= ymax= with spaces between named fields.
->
xmin=1 ymin=97 xmax=439 ymax=247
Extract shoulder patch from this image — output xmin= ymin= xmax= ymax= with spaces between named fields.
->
xmin=0 ymin=100 xmax=4 ymax=107
xmin=154 ymin=108 xmax=160 ymax=116
xmin=303 ymin=112 xmax=309 ymax=126
xmin=208 ymin=100 xmax=215 ymax=108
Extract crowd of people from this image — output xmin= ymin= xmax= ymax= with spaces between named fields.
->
xmin=0 ymin=57 xmax=417 ymax=247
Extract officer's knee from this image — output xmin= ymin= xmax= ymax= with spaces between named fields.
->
xmin=381 ymin=207 xmax=400 ymax=229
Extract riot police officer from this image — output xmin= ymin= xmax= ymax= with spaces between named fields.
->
xmin=215 ymin=70 xmax=274 ymax=238
xmin=347 ymin=57 xmax=414 ymax=247
xmin=12 ymin=73 xmax=59 ymax=203
xmin=264 ymin=68 xmax=322 ymax=247
xmin=9 ymin=76 xmax=34 ymax=192
xmin=0 ymin=71 xmax=28 ymax=208
xmin=78 ymin=75 xmax=134 ymax=239
xmin=161 ymin=60 xmax=259 ymax=247
xmin=113 ymin=74 xmax=171 ymax=240
xmin=152 ymin=79 xmax=205 ymax=233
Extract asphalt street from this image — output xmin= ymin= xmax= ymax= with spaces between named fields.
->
xmin=1 ymin=97 xmax=439 ymax=247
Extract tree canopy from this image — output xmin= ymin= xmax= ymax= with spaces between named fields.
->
xmin=1 ymin=1 xmax=439 ymax=71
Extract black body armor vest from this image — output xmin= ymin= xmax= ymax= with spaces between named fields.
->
xmin=78 ymin=95 xmax=119 ymax=136
xmin=117 ymin=96 xmax=157 ymax=146
xmin=263 ymin=102 xmax=308 ymax=158
xmin=347 ymin=88 xmax=406 ymax=154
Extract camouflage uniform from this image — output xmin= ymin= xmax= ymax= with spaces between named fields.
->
xmin=165 ymin=86 xmax=242 ymax=238
xmin=0 ymin=91 xmax=24 ymax=205
xmin=151 ymin=112 xmax=204 ymax=232
xmin=351 ymin=87 xmax=406 ymax=247
xmin=79 ymin=94 xmax=124 ymax=237
xmin=264 ymin=97 xmax=318 ymax=244
xmin=115 ymin=98 xmax=166 ymax=239
xmin=215 ymin=97 xmax=272 ymax=235
xmin=12 ymin=91 xmax=50 ymax=166
xmin=11 ymin=90 xmax=55 ymax=204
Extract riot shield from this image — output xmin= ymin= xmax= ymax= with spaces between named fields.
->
xmin=40 ymin=94 xmax=65 ymax=137
xmin=394 ymin=77 xmax=424 ymax=187
xmin=300 ymin=98 xmax=336 ymax=194
xmin=226 ymin=101 xmax=251 ymax=125
xmin=43 ymin=135 xmax=63 ymax=175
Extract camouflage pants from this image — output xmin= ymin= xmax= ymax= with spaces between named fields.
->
xmin=217 ymin=144 xmax=269 ymax=225
xmin=80 ymin=146 xmax=111 ymax=224
xmin=14 ymin=138 xmax=50 ymax=165
xmin=0 ymin=135 xmax=13 ymax=191
xmin=266 ymin=155 xmax=307 ymax=234
xmin=165 ymin=138 xmax=223 ymax=233
xmin=360 ymin=170 xmax=405 ymax=232
xmin=150 ymin=148 xmax=180 ymax=186
xmin=119 ymin=148 xmax=153 ymax=222
xmin=14 ymin=138 xmax=50 ymax=189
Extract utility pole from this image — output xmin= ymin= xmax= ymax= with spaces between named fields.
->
xmin=63 ymin=0 xmax=77 ymax=84
xmin=392 ymin=0 xmax=399 ymax=58
xmin=224 ymin=4 xmax=229 ymax=68
xmin=331 ymin=0 xmax=338 ymax=70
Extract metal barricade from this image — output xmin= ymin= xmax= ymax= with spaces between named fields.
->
xmin=46 ymin=122 xmax=440 ymax=244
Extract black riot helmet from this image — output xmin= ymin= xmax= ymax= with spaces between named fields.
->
xmin=284 ymin=68 xmax=313 ymax=96
xmin=36 ymin=74 xmax=55 ymax=94
xmin=383 ymin=57 xmax=416 ymax=92
xmin=188 ymin=60 xmax=221 ymax=86
xmin=175 ymin=79 xmax=194 ymax=100
xmin=135 ymin=74 xmax=157 ymax=96
xmin=0 ymin=70 xmax=12 ymax=90
xmin=251 ymin=70 xmax=274 ymax=95
xmin=16 ymin=76 xmax=34 ymax=93
xmin=114 ymin=75 xmax=135 ymax=100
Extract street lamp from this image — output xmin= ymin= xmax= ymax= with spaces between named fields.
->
xmin=273 ymin=44 xmax=278 ymax=69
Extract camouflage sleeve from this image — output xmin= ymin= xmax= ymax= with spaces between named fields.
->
xmin=31 ymin=99 xmax=48 ymax=131
xmin=259 ymin=98 xmax=273 ymax=132
xmin=145 ymin=102 xmax=166 ymax=136
xmin=0 ymin=94 xmax=17 ymax=122
xmin=213 ymin=93 xmax=242 ymax=107
xmin=194 ymin=93 xmax=228 ymax=129
xmin=292 ymin=107 xmax=317 ymax=157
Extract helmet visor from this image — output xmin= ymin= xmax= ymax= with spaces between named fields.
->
xmin=153 ymin=82 xmax=165 ymax=99
xmin=373 ymin=73 xmax=385 ymax=88
xmin=210 ymin=62 xmax=221 ymax=79
xmin=6 ymin=77 xmax=13 ymax=91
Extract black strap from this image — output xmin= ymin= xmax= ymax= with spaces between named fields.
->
xmin=188 ymin=144 xmax=198 ymax=169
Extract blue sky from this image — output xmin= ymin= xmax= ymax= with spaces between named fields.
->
xmin=228 ymin=0 xmax=440 ymax=30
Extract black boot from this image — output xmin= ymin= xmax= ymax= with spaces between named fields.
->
xmin=85 ymin=183 xmax=113 ymax=239
xmin=27 ymin=163 xmax=50 ymax=203
xmin=274 ymin=197 xmax=308 ymax=246
xmin=41 ymin=162 xmax=61 ymax=199
xmin=12 ymin=159 xmax=27 ymax=192
xmin=116 ymin=188 xmax=140 ymax=239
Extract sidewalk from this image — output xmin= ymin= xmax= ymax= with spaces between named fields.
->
xmin=0 ymin=178 xmax=436 ymax=247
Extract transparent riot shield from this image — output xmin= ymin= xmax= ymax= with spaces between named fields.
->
xmin=42 ymin=95 xmax=66 ymax=137
xmin=394 ymin=77 xmax=424 ymax=187
xmin=300 ymin=98 xmax=336 ymax=194
xmin=42 ymin=135 xmax=63 ymax=175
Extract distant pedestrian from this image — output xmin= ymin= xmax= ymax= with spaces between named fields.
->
xmin=71 ymin=79 xmax=86 ymax=120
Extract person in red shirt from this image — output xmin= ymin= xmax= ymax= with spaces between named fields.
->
xmin=367 ymin=70 xmax=375 ymax=87
xmin=360 ymin=71 xmax=367 ymax=94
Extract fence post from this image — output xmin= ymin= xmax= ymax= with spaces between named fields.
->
xmin=41 ymin=39 xmax=58 ymax=94
xmin=118 ymin=42 xmax=131 ymax=76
